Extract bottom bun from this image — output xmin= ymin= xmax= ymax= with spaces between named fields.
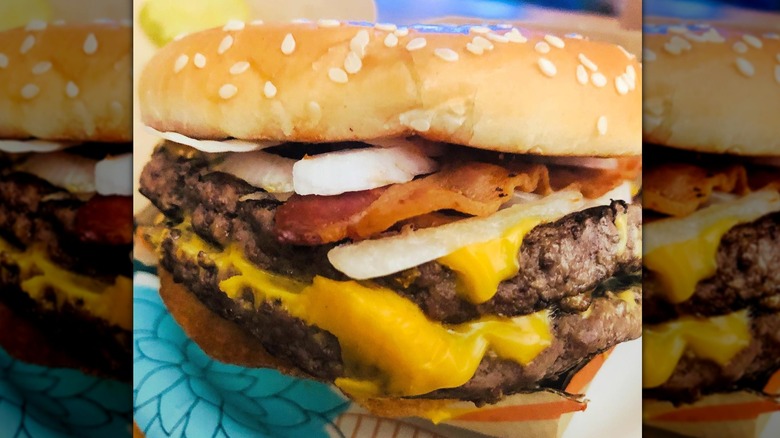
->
xmin=644 ymin=392 xmax=780 ymax=438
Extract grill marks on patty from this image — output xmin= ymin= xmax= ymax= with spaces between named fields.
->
xmin=140 ymin=145 xmax=642 ymax=321
xmin=0 ymin=172 xmax=131 ymax=278
xmin=160 ymin=229 xmax=641 ymax=404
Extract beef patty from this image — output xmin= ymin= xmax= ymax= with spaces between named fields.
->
xmin=159 ymin=224 xmax=642 ymax=404
xmin=140 ymin=144 xmax=642 ymax=322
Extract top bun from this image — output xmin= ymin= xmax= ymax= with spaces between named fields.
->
xmin=0 ymin=21 xmax=132 ymax=142
xmin=140 ymin=21 xmax=641 ymax=156
xmin=643 ymin=21 xmax=780 ymax=156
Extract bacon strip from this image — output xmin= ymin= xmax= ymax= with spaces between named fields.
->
xmin=75 ymin=195 xmax=133 ymax=245
xmin=645 ymin=164 xmax=750 ymax=217
xmin=275 ymin=160 xmax=640 ymax=245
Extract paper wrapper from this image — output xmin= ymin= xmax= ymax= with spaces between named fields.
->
xmin=330 ymin=349 xmax=614 ymax=438
xmin=644 ymin=370 xmax=780 ymax=438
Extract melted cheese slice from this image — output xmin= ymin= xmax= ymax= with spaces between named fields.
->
xmin=642 ymin=311 xmax=751 ymax=388
xmin=170 ymin=227 xmax=553 ymax=397
xmin=644 ymin=190 xmax=780 ymax=303
xmin=0 ymin=238 xmax=131 ymax=330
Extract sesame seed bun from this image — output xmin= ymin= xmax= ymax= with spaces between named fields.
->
xmin=0 ymin=22 xmax=131 ymax=142
xmin=643 ymin=22 xmax=780 ymax=156
xmin=139 ymin=21 xmax=641 ymax=156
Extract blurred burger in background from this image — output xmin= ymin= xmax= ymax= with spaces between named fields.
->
xmin=642 ymin=19 xmax=780 ymax=437
xmin=0 ymin=9 xmax=132 ymax=379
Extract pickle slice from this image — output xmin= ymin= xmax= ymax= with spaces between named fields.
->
xmin=139 ymin=0 xmax=249 ymax=47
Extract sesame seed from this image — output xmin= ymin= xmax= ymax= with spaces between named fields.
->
xmin=410 ymin=119 xmax=431 ymax=132
xmin=25 ymin=20 xmax=47 ymax=31
xmin=775 ymin=65 xmax=780 ymax=84
xmin=732 ymin=41 xmax=748 ymax=54
xmin=174 ymin=54 xmax=188 ymax=73
xmin=66 ymin=81 xmax=79 ymax=98
xmin=223 ymin=20 xmax=245 ymax=31
xmin=21 ymin=84 xmax=39 ymax=99
xmin=472 ymin=36 xmax=493 ymax=50
xmin=685 ymin=32 xmax=706 ymax=43
xmin=486 ymin=33 xmax=509 ymax=43
xmin=764 ymin=33 xmax=780 ymax=40
xmin=230 ymin=61 xmax=250 ymax=75
xmin=290 ymin=18 xmax=309 ymax=24
xmin=250 ymin=19 xmax=264 ymax=26
xmin=466 ymin=43 xmax=483 ymax=55
xmin=350 ymin=30 xmax=370 ymax=58
xmin=566 ymin=33 xmax=584 ymax=39
xmin=434 ymin=48 xmax=459 ymax=62
xmin=0 ymin=53 xmax=7 ymax=68
xmin=576 ymin=64 xmax=588 ymax=85
xmin=32 ymin=61 xmax=51 ymax=75
xmin=743 ymin=34 xmax=762 ymax=49
xmin=384 ymin=33 xmax=398 ymax=48
xmin=506 ymin=28 xmax=527 ymax=43
xmin=643 ymin=48 xmax=657 ymax=62
xmin=308 ymin=101 xmax=321 ymax=117
xmin=597 ymin=116 xmax=608 ymax=136
xmin=544 ymin=34 xmax=564 ymax=49
xmin=537 ymin=58 xmax=556 ymax=77
xmin=534 ymin=41 xmax=550 ymax=54
xmin=218 ymin=35 xmax=234 ymax=54
xmin=219 ymin=84 xmax=238 ymax=99
xmin=406 ymin=37 xmax=427 ymax=51
xmin=83 ymin=33 xmax=98 ymax=54
xmin=470 ymin=26 xmax=491 ymax=34
xmin=194 ymin=53 xmax=206 ymax=68
xmin=281 ymin=33 xmax=296 ymax=55
xmin=626 ymin=65 xmax=637 ymax=81
xmin=591 ymin=72 xmax=607 ymax=87
xmin=317 ymin=19 xmax=340 ymax=28
xmin=394 ymin=27 xmax=409 ymax=37
xmin=578 ymin=53 xmax=598 ymax=71
xmin=615 ymin=76 xmax=629 ymax=95
xmin=264 ymin=81 xmax=277 ymax=98
xmin=344 ymin=51 xmax=362 ymax=73
xmin=669 ymin=25 xmax=687 ymax=34
xmin=735 ymin=57 xmax=755 ymax=77
xmin=375 ymin=23 xmax=397 ymax=32
xmin=702 ymin=28 xmax=725 ymax=43
xmin=618 ymin=45 xmax=634 ymax=59
xmin=328 ymin=67 xmax=348 ymax=83
xmin=20 ymin=35 xmax=35 ymax=54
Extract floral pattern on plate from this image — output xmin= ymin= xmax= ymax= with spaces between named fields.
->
xmin=133 ymin=272 xmax=350 ymax=437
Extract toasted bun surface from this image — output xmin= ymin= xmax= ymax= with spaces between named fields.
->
xmin=140 ymin=22 xmax=641 ymax=156
xmin=643 ymin=22 xmax=780 ymax=156
xmin=0 ymin=22 xmax=132 ymax=142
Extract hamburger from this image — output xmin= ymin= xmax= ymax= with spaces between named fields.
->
xmin=138 ymin=20 xmax=642 ymax=419
xmin=642 ymin=21 xmax=780 ymax=434
xmin=0 ymin=20 xmax=132 ymax=380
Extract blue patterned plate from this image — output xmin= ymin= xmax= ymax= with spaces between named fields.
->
xmin=133 ymin=272 xmax=351 ymax=438
xmin=0 ymin=347 xmax=131 ymax=438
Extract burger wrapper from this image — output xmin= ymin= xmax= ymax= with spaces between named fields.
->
xmin=329 ymin=350 xmax=613 ymax=438
xmin=644 ymin=370 xmax=780 ymax=438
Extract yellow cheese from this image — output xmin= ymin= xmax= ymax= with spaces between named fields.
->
xmin=614 ymin=212 xmax=629 ymax=256
xmin=438 ymin=219 xmax=541 ymax=304
xmin=0 ymin=238 xmax=132 ymax=330
xmin=644 ymin=190 xmax=780 ymax=304
xmin=642 ymin=311 xmax=751 ymax=388
xmin=644 ymin=218 xmax=739 ymax=303
xmin=172 ymin=227 xmax=553 ymax=398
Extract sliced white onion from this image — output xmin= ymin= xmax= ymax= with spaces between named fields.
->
xmin=588 ymin=180 xmax=635 ymax=206
xmin=0 ymin=140 xmax=79 ymax=153
xmin=328 ymin=191 xmax=585 ymax=280
xmin=95 ymin=153 xmax=132 ymax=196
xmin=19 ymin=152 xmax=97 ymax=193
xmin=144 ymin=126 xmax=282 ymax=154
xmin=216 ymin=151 xmax=295 ymax=193
xmin=645 ymin=190 xmax=780 ymax=253
xmin=293 ymin=146 xmax=438 ymax=196
xmin=704 ymin=191 xmax=739 ymax=207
